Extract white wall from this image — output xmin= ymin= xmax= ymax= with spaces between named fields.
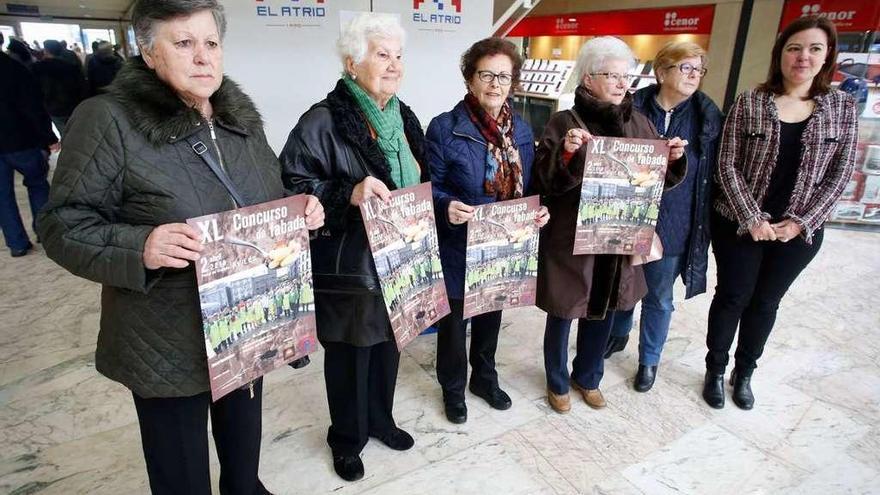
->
xmin=221 ymin=0 xmax=370 ymax=152
xmin=221 ymin=0 xmax=493 ymax=153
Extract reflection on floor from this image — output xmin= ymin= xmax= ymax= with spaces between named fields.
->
xmin=1 ymin=170 xmax=879 ymax=494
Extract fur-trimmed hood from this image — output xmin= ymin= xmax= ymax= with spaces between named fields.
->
xmin=107 ymin=56 xmax=263 ymax=146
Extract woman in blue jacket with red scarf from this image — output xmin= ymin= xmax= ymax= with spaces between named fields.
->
xmin=425 ymin=38 xmax=548 ymax=424
xmin=605 ymin=41 xmax=723 ymax=392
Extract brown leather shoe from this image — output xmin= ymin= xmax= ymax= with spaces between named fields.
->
xmin=571 ymin=381 xmax=606 ymax=409
xmin=547 ymin=389 xmax=571 ymax=414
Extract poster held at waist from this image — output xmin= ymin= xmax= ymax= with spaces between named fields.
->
xmin=360 ymin=182 xmax=450 ymax=351
xmin=187 ymin=195 xmax=318 ymax=401
xmin=573 ymin=137 xmax=669 ymax=256
xmin=463 ymin=196 xmax=541 ymax=319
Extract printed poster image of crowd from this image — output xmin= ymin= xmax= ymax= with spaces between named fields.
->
xmin=187 ymin=195 xmax=318 ymax=401
xmin=463 ymin=195 xmax=540 ymax=319
xmin=360 ymin=182 xmax=451 ymax=351
xmin=573 ymin=137 xmax=670 ymax=256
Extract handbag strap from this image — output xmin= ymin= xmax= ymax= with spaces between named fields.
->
xmin=185 ymin=135 xmax=247 ymax=207
xmin=568 ymin=109 xmax=589 ymax=131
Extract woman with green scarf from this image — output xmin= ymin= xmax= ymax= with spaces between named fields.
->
xmin=280 ymin=13 xmax=425 ymax=483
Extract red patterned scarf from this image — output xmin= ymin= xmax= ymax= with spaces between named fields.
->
xmin=463 ymin=93 xmax=523 ymax=200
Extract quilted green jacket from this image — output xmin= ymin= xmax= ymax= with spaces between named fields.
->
xmin=38 ymin=57 xmax=284 ymax=398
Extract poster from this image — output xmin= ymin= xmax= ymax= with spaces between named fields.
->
xmin=573 ymin=137 xmax=670 ymax=255
xmin=360 ymin=182 xmax=450 ymax=350
xmin=463 ymin=196 xmax=540 ymax=318
xmin=187 ymin=195 xmax=318 ymax=401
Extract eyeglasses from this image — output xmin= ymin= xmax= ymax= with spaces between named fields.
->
xmin=591 ymin=72 xmax=633 ymax=84
xmin=668 ymin=63 xmax=708 ymax=77
xmin=476 ymin=70 xmax=513 ymax=86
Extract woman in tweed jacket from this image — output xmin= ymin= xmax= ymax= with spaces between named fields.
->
xmin=703 ymin=16 xmax=857 ymax=411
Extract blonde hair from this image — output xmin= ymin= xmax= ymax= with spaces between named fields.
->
xmin=653 ymin=41 xmax=706 ymax=80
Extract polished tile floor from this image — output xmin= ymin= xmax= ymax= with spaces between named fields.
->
xmin=1 ymin=172 xmax=879 ymax=494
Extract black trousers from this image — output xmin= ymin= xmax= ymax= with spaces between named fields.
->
xmin=132 ymin=379 xmax=265 ymax=495
xmin=322 ymin=340 xmax=400 ymax=456
xmin=435 ymin=298 xmax=503 ymax=403
xmin=705 ymin=214 xmax=823 ymax=374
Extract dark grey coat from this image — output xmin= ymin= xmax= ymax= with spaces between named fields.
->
xmin=38 ymin=57 xmax=284 ymax=398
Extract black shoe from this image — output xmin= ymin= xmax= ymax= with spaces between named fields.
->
xmin=288 ymin=355 xmax=310 ymax=369
xmin=603 ymin=334 xmax=629 ymax=359
xmin=10 ymin=242 xmax=33 ymax=257
xmin=444 ymin=401 xmax=467 ymax=424
xmin=702 ymin=371 xmax=725 ymax=409
xmin=469 ymin=384 xmax=512 ymax=410
xmin=730 ymin=369 xmax=754 ymax=410
xmin=375 ymin=427 xmax=414 ymax=451
xmin=634 ymin=364 xmax=657 ymax=392
xmin=332 ymin=455 xmax=364 ymax=482
xmin=255 ymin=479 xmax=274 ymax=494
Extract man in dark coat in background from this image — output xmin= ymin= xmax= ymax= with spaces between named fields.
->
xmin=0 ymin=32 xmax=56 ymax=257
xmin=32 ymin=40 xmax=86 ymax=137
xmin=87 ymin=41 xmax=123 ymax=96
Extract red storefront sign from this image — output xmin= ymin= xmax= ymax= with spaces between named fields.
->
xmin=508 ymin=5 xmax=715 ymax=37
xmin=779 ymin=0 xmax=880 ymax=31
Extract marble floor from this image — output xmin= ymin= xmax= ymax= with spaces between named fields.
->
xmin=1 ymin=173 xmax=879 ymax=495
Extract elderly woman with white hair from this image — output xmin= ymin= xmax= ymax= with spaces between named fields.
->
xmin=280 ymin=13 xmax=422 ymax=482
xmin=534 ymin=36 xmax=687 ymax=414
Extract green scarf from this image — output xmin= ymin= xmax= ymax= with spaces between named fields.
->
xmin=343 ymin=76 xmax=420 ymax=188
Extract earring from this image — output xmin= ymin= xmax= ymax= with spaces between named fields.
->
xmin=350 ymin=73 xmax=357 ymax=80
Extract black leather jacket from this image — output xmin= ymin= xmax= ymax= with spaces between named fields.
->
xmin=280 ymin=79 xmax=427 ymax=346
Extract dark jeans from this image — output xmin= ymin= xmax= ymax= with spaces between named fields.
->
xmin=611 ymin=254 xmax=684 ymax=366
xmin=132 ymin=379 xmax=266 ymax=495
xmin=0 ymin=148 xmax=50 ymax=250
xmin=322 ymin=340 xmax=400 ymax=456
xmin=543 ymin=312 xmax=619 ymax=393
xmin=705 ymin=214 xmax=823 ymax=374
xmin=435 ymin=298 xmax=503 ymax=403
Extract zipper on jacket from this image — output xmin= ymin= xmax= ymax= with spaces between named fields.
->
xmin=452 ymin=130 xmax=487 ymax=147
xmin=204 ymin=118 xmax=237 ymax=209
xmin=248 ymin=381 xmax=255 ymax=399
xmin=335 ymin=230 xmax=349 ymax=273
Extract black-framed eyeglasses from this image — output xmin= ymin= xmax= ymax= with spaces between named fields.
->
xmin=590 ymin=72 xmax=633 ymax=84
xmin=477 ymin=70 xmax=513 ymax=86
xmin=668 ymin=63 xmax=708 ymax=76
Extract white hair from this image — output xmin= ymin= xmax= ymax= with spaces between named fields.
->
xmin=574 ymin=36 xmax=637 ymax=83
xmin=337 ymin=13 xmax=406 ymax=71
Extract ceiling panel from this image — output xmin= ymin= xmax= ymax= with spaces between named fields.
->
xmin=2 ymin=0 xmax=133 ymax=19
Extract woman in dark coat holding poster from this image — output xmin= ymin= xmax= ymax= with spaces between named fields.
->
xmin=280 ymin=13 xmax=425 ymax=482
xmin=425 ymin=38 xmax=548 ymax=425
xmin=534 ymin=36 xmax=687 ymax=414
xmin=37 ymin=1 xmax=324 ymax=493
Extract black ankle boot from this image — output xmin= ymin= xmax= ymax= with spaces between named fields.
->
xmin=603 ymin=334 xmax=629 ymax=359
xmin=702 ymin=371 xmax=725 ymax=409
xmin=730 ymin=369 xmax=754 ymax=410
xmin=332 ymin=454 xmax=364 ymax=482
xmin=634 ymin=364 xmax=657 ymax=392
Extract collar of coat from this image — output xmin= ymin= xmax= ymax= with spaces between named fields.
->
xmin=107 ymin=56 xmax=263 ymax=146
xmin=450 ymin=99 xmax=533 ymax=147
xmin=324 ymin=78 xmax=427 ymax=190
xmin=632 ymin=84 xmax=723 ymax=144
xmin=572 ymin=85 xmax=634 ymax=137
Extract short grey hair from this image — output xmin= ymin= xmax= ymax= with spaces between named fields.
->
xmin=574 ymin=36 xmax=636 ymax=83
xmin=337 ymin=12 xmax=406 ymax=71
xmin=132 ymin=0 xmax=226 ymax=52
